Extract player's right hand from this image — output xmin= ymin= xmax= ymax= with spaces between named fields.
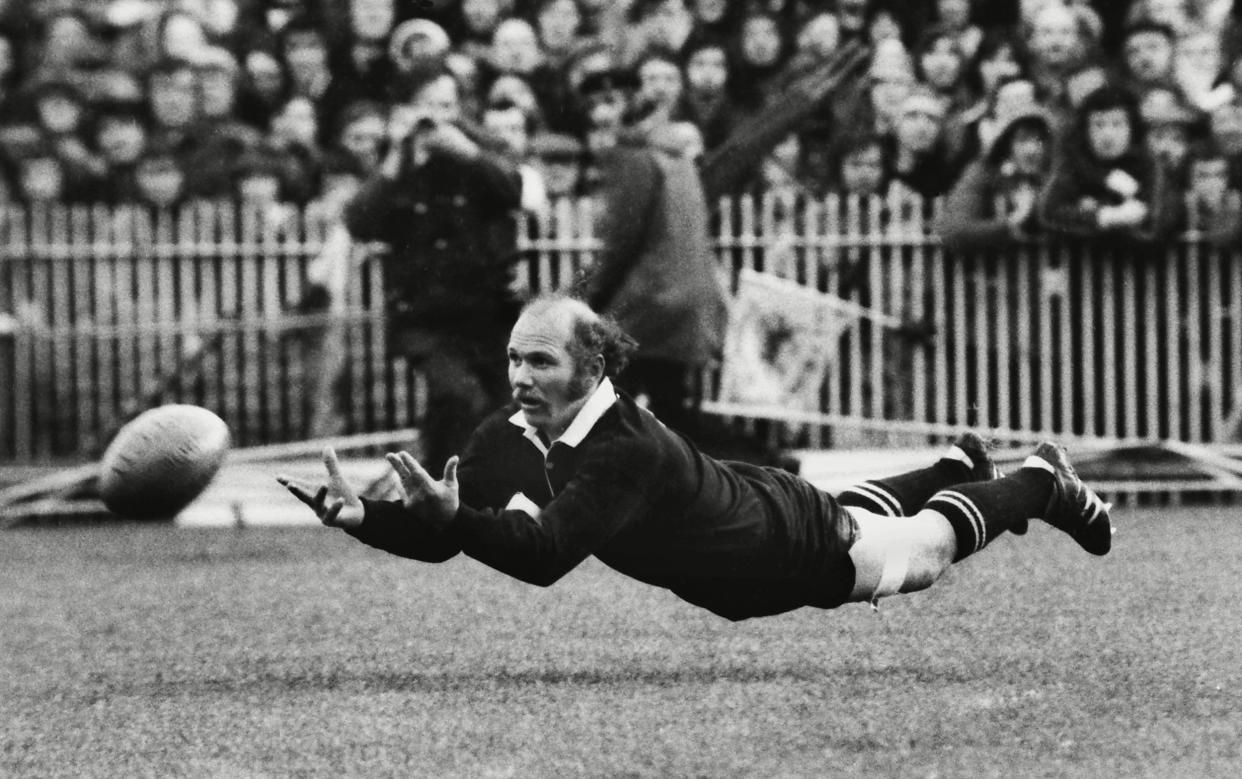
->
xmin=276 ymin=446 xmax=365 ymax=529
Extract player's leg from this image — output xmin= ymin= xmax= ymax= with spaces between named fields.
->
xmin=837 ymin=432 xmax=1000 ymax=517
xmin=846 ymin=442 xmax=1112 ymax=602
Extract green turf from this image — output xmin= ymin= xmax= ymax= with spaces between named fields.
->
xmin=3 ymin=506 xmax=1241 ymax=778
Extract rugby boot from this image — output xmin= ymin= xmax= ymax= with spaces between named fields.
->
xmin=954 ymin=432 xmax=1028 ymax=533
xmin=1031 ymin=442 xmax=1112 ymax=555
xmin=953 ymin=431 xmax=1002 ymax=481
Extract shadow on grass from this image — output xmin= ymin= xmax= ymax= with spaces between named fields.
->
xmin=110 ymin=661 xmax=964 ymax=698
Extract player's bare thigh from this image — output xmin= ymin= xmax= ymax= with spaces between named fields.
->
xmin=845 ymin=505 xmax=957 ymax=602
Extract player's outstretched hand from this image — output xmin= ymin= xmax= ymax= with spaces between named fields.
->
xmin=386 ymin=451 xmax=460 ymax=525
xmin=276 ymin=446 xmax=365 ymax=529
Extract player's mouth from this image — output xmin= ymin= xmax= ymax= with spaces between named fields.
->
xmin=515 ymin=395 xmax=543 ymax=411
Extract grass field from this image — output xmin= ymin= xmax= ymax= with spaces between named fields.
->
xmin=3 ymin=505 xmax=1241 ymax=778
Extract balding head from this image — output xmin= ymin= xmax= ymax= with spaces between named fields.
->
xmin=516 ymin=294 xmax=638 ymax=380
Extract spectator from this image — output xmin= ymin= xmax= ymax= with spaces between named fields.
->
xmin=1174 ymin=29 xmax=1228 ymax=111
xmin=486 ymin=73 xmax=545 ymax=124
xmin=624 ymin=0 xmax=696 ymax=64
xmin=914 ymin=26 xmax=975 ymax=112
xmin=836 ymin=0 xmax=872 ymax=45
xmin=870 ymin=3 xmax=916 ymax=49
xmin=195 ymin=47 xmax=242 ymax=122
xmin=578 ymin=67 xmax=729 ymax=440
xmin=25 ymin=76 xmax=107 ymax=195
xmin=30 ymin=9 xmax=104 ymax=83
xmin=233 ymin=145 xmax=288 ymax=206
xmin=1140 ymin=87 xmax=1201 ymax=183
xmin=1184 ymin=139 xmax=1242 ymax=242
xmin=831 ymin=129 xmax=891 ymax=196
xmin=935 ymin=0 xmax=984 ymax=59
xmin=1127 ymin=0 xmax=1199 ymax=38
xmin=147 ymin=59 xmax=201 ymax=139
xmin=757 ymin=131 xmax=805 ymax=191
xmin=1208 ymin=98 xmax=1242 ymax=156
xmin=1121 ymin=18 xmax=1179 ymax=100
xmin=680 ymin=37 xmax=739 ymax=151
xmin=483 ymin=98 xmax=546 ymax=211
xmin=689 ymin=0 xmax=737 ymax=38
xmin=331 ymin=0 xmax=395 ymax=105
xmin=281 ymin=19 xmax=351 ymax=143
xmin=635 ymin=49 xmax=686 ymax=127
xmin=864 ymin=37 xmax=917 ymax=136
xmin=1026 ymin=1 xmax=1091 ymax=104
xmin=331 ymin=100 xmax=387 ymax=174
xmin=236 ymin=49 xmax=289 ymax=129
xmin=534 ymin=0 xmax=585 ymax=68
xmin=793 ymin=13 xmax=842 ymax=63
xmin=732 ymin=10 xmax=788 ymax=109
xmin=133 ymin=143 xmax=188 ymax=208
xmin=341 ymin=69 xmax=524 ymax=472
xmin=13 ymin=145 xmax=68 ymax=203
xmin=887 ymin=87 xmax=959 ymax=197
xmin=1041 ymin=84 xmax=1176 ymax=241
xmin=953 ymin=76 xmax=1042 ymax=168
xmin=484 ymin=17 xmax=565 ymax=125
xmin=939 ymin=105 xmax=1055 ymax=250
xmin=267 ymin=94 xmax=324 ymax=203
xmin=528 ymin=131 xmax=584 ymax=199
xmin=156 ymin=8 xmax=210 ymax=64
xmin=387 ymin=17 xmax=454 ymax=89
xmin=456 ymin=0 xmax=509 ymax=62
xmin=89 ymin=101 xmax=149 ymax=203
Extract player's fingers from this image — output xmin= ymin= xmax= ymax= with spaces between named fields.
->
xmin=386 ymin=452 xmax=413 ymax=482
xmin=323 ymin=446 xmax=357 ymax=498
xmin=322 ymin=497 xmax=343 ymax=527
xmin=443 ymin=456 xmax=459 ymax=490
xmin=397 ymin=452 xmax=436 ymax=488
xmin=279 ymin=477 xmax=320 ymax=508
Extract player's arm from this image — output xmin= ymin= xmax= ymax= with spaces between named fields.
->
xmin=389 ymin=438 xmax=659 ymax=587
xmin=278 ymin=448 xmax=461 ymax=563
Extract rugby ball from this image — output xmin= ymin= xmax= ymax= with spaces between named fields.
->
xmin=98 ymin=404 xmax=231 ymax=519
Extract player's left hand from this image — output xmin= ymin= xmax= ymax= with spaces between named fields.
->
xmin=386 ymin=451 xmax=460 ymax=525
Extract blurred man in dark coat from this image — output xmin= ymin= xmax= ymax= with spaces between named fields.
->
xmin=342 ymin=69 xmax=523 ymax=472
xmin=577 ymin=67 xmax=728 ymax=436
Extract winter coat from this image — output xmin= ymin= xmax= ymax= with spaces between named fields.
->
xmin=586 ymin=143 xmax=728 ymax=367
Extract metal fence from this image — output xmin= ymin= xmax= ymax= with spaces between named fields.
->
xmin=1 ymin=193 xmax=1239 ymax=462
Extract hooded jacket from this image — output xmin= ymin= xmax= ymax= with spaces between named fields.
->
xmin=1039 ymin=85 xmax=1177 ymax=241
xmin=938 ymin=107 xmax=1055 ymax=251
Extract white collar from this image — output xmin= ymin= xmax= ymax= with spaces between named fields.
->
xmin=508 ymin=377 xmax=618 ymax=456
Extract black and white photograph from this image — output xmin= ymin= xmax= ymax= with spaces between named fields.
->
xmin=3 ymin=0 xmax=1242 ymax=775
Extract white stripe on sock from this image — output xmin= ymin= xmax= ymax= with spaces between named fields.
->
xmin=845 ymin=482 xmax=903 ymax=517
xmin=936 ymin=491 xmax=987 ymax=554
xmin=943 ymin=445 xmax=975 ymax=472
xmin=1022 ymin=455 xmax=1056 ymax=474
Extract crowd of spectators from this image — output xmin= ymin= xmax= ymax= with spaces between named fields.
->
xmin=2 ymin=0 xmax=1242 ymax=241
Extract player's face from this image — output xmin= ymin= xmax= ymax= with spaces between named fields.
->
xmin=508 ymin=309 xmax=595 ymax=439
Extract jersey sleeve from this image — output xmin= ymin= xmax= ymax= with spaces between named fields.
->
xmin=448 ymin=436 xmax=660 ymax=586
